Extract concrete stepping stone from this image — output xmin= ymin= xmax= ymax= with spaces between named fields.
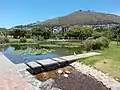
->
xmin=52 ymin=58 xmax=68 ymax=67
xmin=60 ymin=52 xmax=101 ymax=64
xmin=25 ymin=62 xmax=42 ymax=74
xmin=60 ymin=56 xmax=76 ymax=64
xmin=36 ymin=59 xmax=59 ymax=71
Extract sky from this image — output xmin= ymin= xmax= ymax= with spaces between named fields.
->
xmin=0 ymin=0 xmax=120 ymax=28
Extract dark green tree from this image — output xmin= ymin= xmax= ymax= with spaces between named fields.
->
xmin=65 ymin=27 xmax=93 ymax=40
xmin=32 ymin=27 xmax=52 ymax=40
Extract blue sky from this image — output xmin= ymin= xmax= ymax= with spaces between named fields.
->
xmin=0 ymin=0 xmax=120 ymax=28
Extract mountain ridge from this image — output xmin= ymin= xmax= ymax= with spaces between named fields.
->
xmin=40 ymin=11 xmax=120 ymax=25
xmin=12 ymin=11 xmax=120 ymax=29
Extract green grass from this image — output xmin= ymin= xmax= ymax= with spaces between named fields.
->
xmin=79 ymin=41 xmax=120 ymax=81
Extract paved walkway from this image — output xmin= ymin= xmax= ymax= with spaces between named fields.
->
xmin=0 ymin=52 xmax=36 ymax=90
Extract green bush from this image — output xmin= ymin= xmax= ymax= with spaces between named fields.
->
xmin=92 ymin=31 xmax=103 ymax=39
xmin=0 ymin=36 xmax=9 ymax=44
xmin=84 ymin=36 xmax=110 ymax=51
xmin=84 ymin=39 xmax=93 ymax=51
xmin=92 ymin=39 xmax=102 ymax=50
xmin=4 ymin=37 xmax=9 ymax=43
xmin=102 ymin=30 xmax=115 ymax=40
xmin=86 ymin=37 xmax=94 ymax=40
xmin=20 ymin=37 xmax=27 ymax=43
xmin=97 ymin=36 xmax=110 ymax=48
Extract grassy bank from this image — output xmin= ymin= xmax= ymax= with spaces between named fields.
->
xmin=1 ymin=39 xmax=82 ymax=48
xmin=79 ymin=41 xmax=120 ymax=81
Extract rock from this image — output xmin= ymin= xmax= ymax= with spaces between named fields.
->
xmin=115 ymin=78 xmax=119 ymax=81
xmin=65 ymin=71 xmax=71 ymax=74
xmin=63 ymin=74 xmax=68 ymax=77
xmin=39 ymin=79 xmax=55 ymax=90
xmin=58 ymin=70 xmax=63 ymax=74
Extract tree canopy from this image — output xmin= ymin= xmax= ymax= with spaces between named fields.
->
xmin=65 ymin=27 xmax=93 ymax=40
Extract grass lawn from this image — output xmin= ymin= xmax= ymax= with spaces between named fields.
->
xmin=79 ymin=41 xmax=120 ymax=81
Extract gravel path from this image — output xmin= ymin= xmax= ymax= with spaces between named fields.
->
xmin=71 ymin=62 xmax=120 ymax=90
xmin=53 ymin=70 xmax=109 ymax=90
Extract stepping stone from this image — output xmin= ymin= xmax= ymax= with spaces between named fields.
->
xmin=60 ymin=56 xmax=76 ymax=64
xmin=25 ymin=62 xmax=42 ymax=74
xmin=52 ymin=58 xmax=68 ymax=67
xmin=36 ymin=59 xmax=59 ymax=71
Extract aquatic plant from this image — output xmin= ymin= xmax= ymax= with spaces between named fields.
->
xmin=14 ymin=48 xmax=54 ymax=54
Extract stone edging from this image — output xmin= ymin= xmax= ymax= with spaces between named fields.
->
xmin=18 ymin=69 xmax=42 ymax=90
xmin=18 ymin=69 xmax=61 ymax=90
xmin=70 ymin=62 xmax=120 ymax=90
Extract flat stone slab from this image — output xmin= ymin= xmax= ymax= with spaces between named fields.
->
xmin=36 ymin=59 xmax=59 ymax=71
xmin=52 ymin=58 xmax=67 ymax=63
xmin=52 ymin=58 xmax=68 ymax=67
xmin=61 ymin=52 xmax=101 ymax=61
xmin=26 ymin=62 xmax=42 ymax=69
xmin=36 ymin=59 xmax=58 ymax=66
xmin=26 ymin=62 xmax=42 ymax=74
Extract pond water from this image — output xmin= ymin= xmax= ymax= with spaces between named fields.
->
xmin=0 ymin=44 xmax=82 ymax=64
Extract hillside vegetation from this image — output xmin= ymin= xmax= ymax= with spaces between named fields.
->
xmin=40 ymin=11 xmax=120 ymax=25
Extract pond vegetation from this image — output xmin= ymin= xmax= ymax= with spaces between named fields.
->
xmin=14 ymin=48 xmax=54 ymax=55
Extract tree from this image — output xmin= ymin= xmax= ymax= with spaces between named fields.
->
xmin=25 ymin=30 xmax=32 ymax=38
xmin=12 ymin=29 xmax=21 ymax=38
xmin=32 ymin=28 xmax=44 ymax=40
xmin=12 ymin=29 xmax=27 ymax=39
xmin=20 ymin=30 xmax=26 ymax=38
xmin=65 ymin=27 xmax=93 ymax=40
xmin=32 ymin=27 xmax=52 ymax=40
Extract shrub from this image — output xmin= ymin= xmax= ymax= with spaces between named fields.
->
xmin=102 ymin=30 xmax=115 ymax=40
xmin=97 ymin=36 xmax=110 ymax=48
xmin=84 ymin=39 xmax=93 ymax=51
xmin=4 ymin=37 xmax=9 ymax=43
xmin=92 ymin=31 xmax=103 ymax=39
xmin=86 ymin=37 xmax=94 ymax=40
xmin=92 ymin=39 xmax=102 ymax=50
xmin=84 ymin=36 xmax=110 ymax=51
xmin=20 ymin=37 xmax=27 ymax=43
xmin=0 ymin=36 xmax=9 ymax=44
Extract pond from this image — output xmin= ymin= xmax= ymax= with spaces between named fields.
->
xmin=0 ymin=44 xmax=82 ymax=64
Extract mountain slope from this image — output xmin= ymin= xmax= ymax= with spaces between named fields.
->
xmin=40 ymin=11 xmax=120 ymax=25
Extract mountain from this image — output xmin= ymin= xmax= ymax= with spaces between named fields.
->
xmin=12 ymin=11 xmax=120 ymax=30
xmin=40 ymin=11 xmax=120 ymax=25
